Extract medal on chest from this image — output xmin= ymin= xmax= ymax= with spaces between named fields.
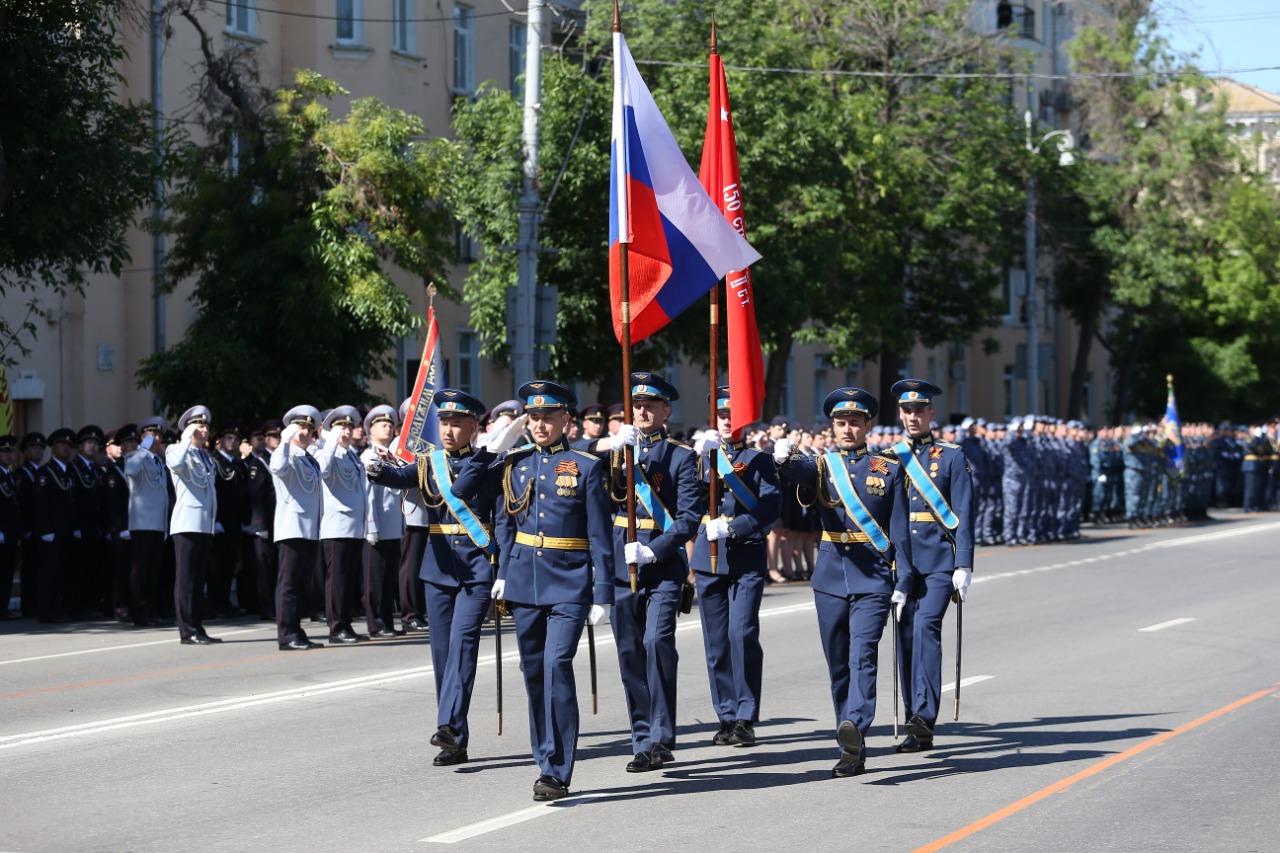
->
xmin=555 ymin=459 xmax=579 ymax=496
xmin=865 ymin=474 xmax=886 ymax=496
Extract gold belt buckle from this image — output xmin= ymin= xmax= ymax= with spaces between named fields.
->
xmin=450 ymin=523 xmax=461 ymax=535
xmin=840 ymin=531 xmax=851 ymax=543
xmin=532 ymin=534 xmax=544 ymax=548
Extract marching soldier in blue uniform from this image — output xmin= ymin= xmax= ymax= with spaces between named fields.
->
xmin=166 ymin=406 xmax=222 ymax=645
xmin=1242 ymin=427 xmax=1270 ymax=512
xmin=601 ymin=373 xmax=701 ymax=772
xmin=368 ymin=390 xmax=503 ymax=766
xmin=318 ymin=405 xmax=369 ymax=644
xmin=125 ymin=418 xmax=170 ymax=626
xmin=451 ymin=381 xmax=615 ymax=802
xmin=692 ymin=386 xmax=781 ymax=749
xmin=397 ymin=397 xmax=432 ymax=634
xmin=883 ymin=380 xmax=974 ymax=752
xmin=359 ymin=405 xmax=404 ymax=639
xmin=271 ymin=406 xmax=326 ymax=651
xmin=775 ymin=388 xmax=912 ymax=778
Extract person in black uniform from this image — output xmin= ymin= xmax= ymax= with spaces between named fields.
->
xmin=0 ymin=435 xmax=20 ymax=617
xmin=452 ymin=381 xmax=615 ymax=802
xmin=691 ymin=386 xmax=783 ymax=748
xmin=34 ymin=428 xmax=78 ymax=622
xmin=102 ymin=424 xmax=138 ymax=622
xmin=210 ymin=420 xmax=250 ymax=616
xmin=572 ymin=404 xmax=608 ymax=453
xmin=71 ymin=425 xmax=108 ymax=617
xmin=600 ymin=373 xmax=701 ymax=772
xmin=245 ymin=420 xmax=280 ymax=621
xmin=16 ymin=432 xmax=46 ymax=618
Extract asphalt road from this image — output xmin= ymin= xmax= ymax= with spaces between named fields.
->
xmin=3 ymin=512 xmax=1278 ymax=853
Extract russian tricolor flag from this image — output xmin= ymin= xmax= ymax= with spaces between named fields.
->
xmin=610 ymin=31 xmax=761 ymax=344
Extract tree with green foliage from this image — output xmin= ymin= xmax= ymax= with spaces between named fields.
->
xmin=0 ymin=0 xmax=157 ymax=364
xmin=449 ymin=0 xmax=1030 ymax=413
xmin=137 ymin=7 xmax=457 ymax=421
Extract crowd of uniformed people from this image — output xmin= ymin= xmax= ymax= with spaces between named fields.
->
xmin=2 ymin=378 xmax=1277 ymax=801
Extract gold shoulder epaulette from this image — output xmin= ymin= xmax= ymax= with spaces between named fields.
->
xmin=937 ymin=440 xmax=960 ymax=449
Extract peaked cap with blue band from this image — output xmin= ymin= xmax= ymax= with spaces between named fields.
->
xmin=823 ymin=387 xmax=879 ymax=420
xmin=435 ymin=389 xmax=487 ymax=419
xmin=711 ymin=384 xmax=732 ymax=412
xmin=891 ymin=378 xmax=943 ymax=407
xmin=630 ymin=371 xmax=679 ymax=402
xmin=517 ymin=380 xmax=577 ymax=413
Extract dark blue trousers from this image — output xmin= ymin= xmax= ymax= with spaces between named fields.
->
xmin=695 ymin=569 xmax=765 ymax=724
xmin=613 ymin=578 xmax=681 ymax=754
xmin=897 ymin=569 xmax=953 ymax=729
xmin=511 ymin=601 xmax=589 ymax=786
xmin=424 ymin=581 xmax=491 ymax=749
xmin=813 ymin=588 xmax=889 ymax=755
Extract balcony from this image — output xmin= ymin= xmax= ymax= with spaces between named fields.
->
xmin=996 ymin=2 xmax=1037 ymax=42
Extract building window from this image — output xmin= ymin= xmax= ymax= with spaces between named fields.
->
xmin=454 ymin=5 xmax=476 ymax=95
xmin=337 ymin=0 xmax=363 ymax=44
xmin=778 ymin=356 xmax=794 ymax=420
xmin=1003 ymin=268 xmax=1023 ymax=325
xmin=457 ymin=330 xmax=479 ymax=397
xmin=394 ymin=0 xmax=415 ymax=54
xmin=510 ymin=21 xmax=527 ymax=100
xmin=455 ymin=223 xmax=478 ymax=262
xmin=225 ymin=0 xmax=256 ymax=36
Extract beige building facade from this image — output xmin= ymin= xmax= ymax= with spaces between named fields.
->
xmin=3 ymin=0 xmax=1110 ymax=437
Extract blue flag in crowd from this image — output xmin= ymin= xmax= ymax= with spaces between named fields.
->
xmin=1164 ymin=374 xmax=1185 ymax=474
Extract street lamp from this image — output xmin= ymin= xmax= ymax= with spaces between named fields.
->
xmin=1023 ymin=108 xmax=1075 ymax=415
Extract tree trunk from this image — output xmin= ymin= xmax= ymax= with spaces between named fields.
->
xmin=1109 ymin=322 xmax=1146 ymax=423
xmin=878 ymin=344 xmax=901 ymax=414
xmin=762 ymin=335 xmax=793 ymax=421
xmin=1066 ymin=309 xmax=1096 ymax=422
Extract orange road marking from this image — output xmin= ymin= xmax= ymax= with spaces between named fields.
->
xmin=913 ymin=683 xmax=1280 ymax=853
xmin=0 ymin=652 xmax=301 ymax=699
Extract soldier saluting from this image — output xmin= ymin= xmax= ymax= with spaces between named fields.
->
xmin=775 ymin=388 xmax=913 ymax=778
xmin=166 ymin=406 xmax=222 ymax=645
xmin=451 ymin=381 xmax=614 ymax=802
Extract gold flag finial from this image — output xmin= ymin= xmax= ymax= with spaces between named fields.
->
xmin=427 ymin=281 xmax=437 ymax=307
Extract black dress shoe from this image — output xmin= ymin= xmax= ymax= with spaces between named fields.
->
xmin=180 ymin=634 xmax=217 ymax=645
xmin=533 ymin=775 xmax=568 ymax=801
xmin=904 ymin=715 xmax=934 ymax=742
xmin=279 ymin=639 xmax=324 ymax=651
xmin=371 ymin=628 xmax=399 ymax=639
xmin=404 ymin=616 xmax=430 ymax=633
xmin=433 ymin=747 xmax=469 ymax=766
xmin=895 ymin=735 xmax=933 ymax=753
xmin=626 ymin=751 xmax=662 ymax=773
xmin=730 ymin=721 xmax=756 ymax=747
xmin=831 ymin=754 xmax=866 ymax=778
xmin=837 ymin=719 xmax=864 ymax=757
xmin=430 ymin=725 xmax=460 ymax=749
xmin=310 ymin=612 xmax=328 ymax=623
xmin=328 ymin=628 xmax=366 ymax=644
xmin=712 ymin=720 xmax=736 ymax=746
xmin=653 ymin=744 xmax=674 ymax=763
xmin=197 ymin=633 xmax=223 ymax=643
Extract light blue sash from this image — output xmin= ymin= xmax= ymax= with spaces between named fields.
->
xmin=715 ymin=447 xmax=759 ymax=512
xmin=634 ymin=465 xmax=675 ymax=532
xmin=430 ymin=450 xmax=497 ymax=555
xmin=892 ymin=441 xmax=960 ymax=531
xmin=822 ymin=451 xmax=890 ymax=553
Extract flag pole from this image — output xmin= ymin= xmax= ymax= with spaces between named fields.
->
xmin=707 ymin=16 xmax=721 ymax=576
xmin=614 ymin=1 xmax=638 ymax=594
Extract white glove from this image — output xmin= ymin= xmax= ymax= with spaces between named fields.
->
xmin=624 ymin=541 xmax=657 ymax=565
xmin=214 ymin=522 xmax=225 ymax=535
xmin=181 ymin=424 xmax=198 ymax=443
xmin=588 ymin=603 xmax=610 ymax=626
xmin=73 ymin=529 xmax=82 ymax=540
xmin=704 ymin=517 xmax=731 ymax=542
xmin=773 ymin=438 xmax=793 ymax=463
xmin=140 ymin=433 xmax=155 ymax=451
xmin=366 ymin=531 xmax=379 ymax=546
xmin=491 ymin=579 xmax=506 ymax=600
xmin=953 ymin=567 xmax=972 ymax=602
xmin=890 ymin=590 xmax=906 ymax=620
xmin=281 ymin=424 xmax=301 ymax=444
xmin=1097 ymin=474 xmax=1107 ymax=483
xmin=256 ymin=530 xmax=270 ymax=540
xmin=42 ymin=533 xmax=55 ymax=542
xmin=119 ymin=530 xmax=132 ymax=541
xmin=482 ymin=414 xmax=529 ymax=454
xmin=694 ymin=431 xmax=722 ymax=457
xmin=365 ymin=458 xmax=383 ymax=477
xmin=608 ymin=424 xmax=640 ymax=452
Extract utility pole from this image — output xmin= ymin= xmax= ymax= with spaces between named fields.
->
xmin=511 ymin=0 xmax=547 ymax=391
